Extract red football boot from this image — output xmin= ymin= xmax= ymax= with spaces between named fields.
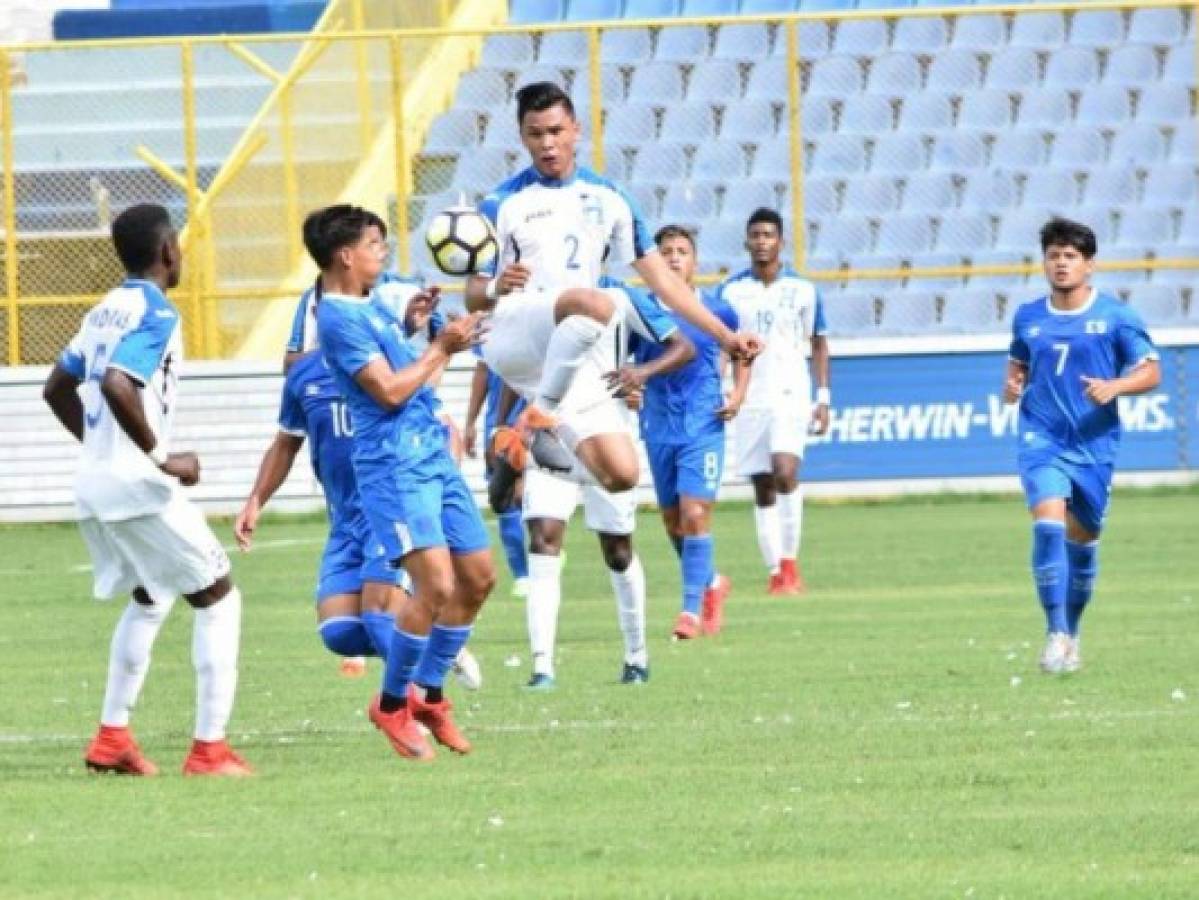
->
xmin=700 ymin=574 xmax=731 ymax=635
xmin=368 ymin=695 xmax=434 ymax=761
xmin=182 ymin=739 xmax=254 ymax=777
xmin=407 ymin=686 xmax=471 ymax=755
xmin=84 ymin=725 xmax=158 ymax=776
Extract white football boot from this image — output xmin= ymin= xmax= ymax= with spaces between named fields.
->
xmin=452 ymin=647 xmax=483 ymax=691
xmin=1062 ymin=635 xmax=1082 ymax=673
xmin=1039 ymin=632 xmax=1071 ymax=674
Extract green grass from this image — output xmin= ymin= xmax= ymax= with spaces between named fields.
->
xmin=2 ymin=488 xmax=1197 ymax=898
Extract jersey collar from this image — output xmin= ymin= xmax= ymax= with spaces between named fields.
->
xmin=531 ymin=165 xmax=578 ymax=188
xmin=321 ymin=291 xmax=373 ymax=305
xmin=1046 ymin=287 xmax=1097 ymax=317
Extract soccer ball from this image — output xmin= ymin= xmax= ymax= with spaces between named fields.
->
xmin=424 ymin=206 xmax=497 ymax=276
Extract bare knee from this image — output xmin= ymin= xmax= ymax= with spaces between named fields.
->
xmin=183 ymin=575 xmax=233 ymax=609
xmin=596 ymin=460 xmax=638 ymax=494
xmin=528 ymin=519 xmax=565 ymax=557
xmin=599 ymin=534 xmax=633 ymax=573
xmin=678 ymin=501 xmax=711 ymax=537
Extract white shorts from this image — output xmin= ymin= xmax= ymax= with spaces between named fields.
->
xmin=78 ymin=492 xmax=231 ymax=603
xmin=734 ymin=401 xmax=812 ymax=477
xmin=522 ymin=467 xmax=637 ymax=536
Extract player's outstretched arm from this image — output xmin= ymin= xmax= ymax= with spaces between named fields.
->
xmin=1081 ymin=359 xmax=1161 ymax=406
xmin=810 ymin=334 xmax=831 ymax=435
xmin=717 ymin=355 xmax=752 ymax=421
xmin=43 ymin=364 xmax=84 ymax=442
xmin=463 ymin=360 xmax=489 ymax=458
xmin=100 ymin=369 xmax=199 ymax=485
xmin=355 ymin=313 xmax=486 ymax=410
xmin=235 ymin=432 xmax=304 ymax=551
xmin=1003 ymin=360 xmax=1028 ymax=404
xmin=633 ymin=253 xmax=762 ymax=361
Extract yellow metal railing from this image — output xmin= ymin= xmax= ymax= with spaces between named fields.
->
xmin=0 ymin=0 xmax=1195 ymax=364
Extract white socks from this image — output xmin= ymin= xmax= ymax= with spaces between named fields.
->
xmin=192 ymin=587 xmax=242 ymax=742
xmin=778 ymin=487 xmax=804 ymax=561
xmin=100 ymin=596 xmax=176 ymax=727
xmin=536 ymin=315 xmax=607 ymax=413
xmin=610 ymin=555 xmax=648 ymax=669
xmin=527 ymin=553 xmax=563 ymax=677
xmin=753 ymin=503 xmax=782 ymax=575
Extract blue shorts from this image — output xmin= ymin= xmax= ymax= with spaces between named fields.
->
xmin=316 ymin=516 xmax=411 ymax=602
xmin=646 ymin=435 xmax=725 ymax=509
xmin=1018 ymin=451 xmax=1113 ymax=535
xmin=360 ymin=458 xmax=489 ymax=563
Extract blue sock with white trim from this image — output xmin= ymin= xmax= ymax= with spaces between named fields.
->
xmin=317 ymin=616 xmax=373 ymax=657
xmin=361 ymin=610 xmax=395 ymax=660
xmin=1031 ymin=520 xmax=1069 ymax=634
xmin=1065 ymin=540 xmax=1099 ymax=636
xmin=380 ymin=628 xmax=428 ymax=710
xmin=413 ymin=624 xmax=474 ymax=699
xmin=681 ymin=535 xmax=714 ymax=617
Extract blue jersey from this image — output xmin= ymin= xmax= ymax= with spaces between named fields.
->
xmin=287 ymin=272 xmax=441 ymax=354
xmin=316 ymin=293 xmax=449 ymax=483
xmin=598 ymin=275 xmax=677 ymax=354
xmin=1009 ymin=290 xmax=1157 ymax=466
xmin=631 ymin=291 xmax=739 ymax=445
xmin=278 ymin=352 xmax=361 ymax=529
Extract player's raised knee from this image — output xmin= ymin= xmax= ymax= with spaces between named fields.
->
xmin=555 ymin=288 xmax=615 ymax=325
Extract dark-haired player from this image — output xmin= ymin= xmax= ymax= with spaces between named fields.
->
xmin=1004 ymin=217 xmax=1160 ymax=674
xmin=42 ymin=203 xmax=252 ymax=777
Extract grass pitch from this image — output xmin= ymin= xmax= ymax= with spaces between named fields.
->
xmin=1 ymin=488 xmax=1197 ymax=898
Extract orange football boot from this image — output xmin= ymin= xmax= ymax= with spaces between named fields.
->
xmin=182 ymin=739 xmax=255 ymax=777
xmin=84 ymin=725 xmax=158 ymax=776
xmin=407 ymin=686 xmax=471 ymax=755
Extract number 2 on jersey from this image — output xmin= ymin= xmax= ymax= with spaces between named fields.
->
xmin=564 ymin=234 xmax=581 ymax=270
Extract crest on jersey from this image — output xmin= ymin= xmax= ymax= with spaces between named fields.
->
xmin=580 ymin=193 xmax=603 ymax=227
xmin=1026 ymin=325 xmax=1041 ymax=338
xmin=1085 ymin=320 xmax=1107 ymax=334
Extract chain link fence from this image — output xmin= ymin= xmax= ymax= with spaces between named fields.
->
xmin=1 ymin=1 xmax=1195 ymax=363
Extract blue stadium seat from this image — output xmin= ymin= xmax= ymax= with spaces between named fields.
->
xmin=799 ymin=178 xmax=840 ymax=218
xmin=951 ymin=14 xmax=1006 ymax=52
xmin=605 ymin=104 xmax=660 ymax=148
xmin=960 ymin=170 xmax=1019 ymax=210
xmin=940 ymin=288 xmax=1004 ymax=332
xmin=802 ymin=95 xmax=836 ymax=135
xmin=742 ymin=0 xmax=799 ymax=12
xmin=629 ymin=183 xmax=661 ymax=220
xmin=661 ymin=182 xmax=718 ymax=222
xmin=754 ymin=141 xmax=792 ymax=180
xmin=823 ymin=292 xmax=879 ymax=335
xmin=1009 ymin=11 xmax=1066 ymax=50
xmin=838 ymin=95 xmax=895 ymax=135
xmin=455 ymin=69 xmax=510 ymax=109
xmin=1082 ymin=168 xmax=1138 ymax=207
xmin=914 ymin=0 xmax=978 ymax=6
xmin=625 ymin=0 xmax=680 ymax=15
xmin=696 ymin=220 xmax=751 ymax=269
xmin=687 ymin=60 xmax=744 ymax=103
xmin=1077 ymin=85 xmax=1132 ymax=127
xmin=601 ymin=28 xmax=653 ymax=64
xmin=995 ymin=210 xmax=1052 ymax=252
xmin=510 ymin=0 xmax=565 ymax=24
xmin=872 ymin=133 xmax=927 ymax=174
xmin=816 ymin=216 xmax=873 ymax=259
xmin=990 ymin=130 xmax=1047 ymax=169
xmin=423 ymin=109 xmax=482 ymax=153
xmin=892 ymin=16 xmax=948 ymax=54
xmin=925 ymin=48 xmax=983 ymax=93
xmin=1143 ymin=164 xmax=1197 ymax=208
xmin=721 ymin=103 xmax=777 ymax=141
xmin=899 ymin=94 xmax=953 ymax=132
xmin=451 ymin=147 xmax=516 ymax=191
xmin=810 ymin=133 xmax=868 ymax=175
xmin=655 ymin=25 xmax=709 ymax=62
xmin=681 ymin=0 xmax=738 ymax=13
xmin=930 ymin=131 xmax=989 ymax=170
xmin=632 ymin=144 xmax=689 ymax=184
xmin=986 ymin=48 xmax=1042 ymax=90
xmin=1138 ymin=84 xmax=1193 ymax=125
xmin=538 ymin=30 xmax=588 ymax=65
xmin=957 ymin=90 xmax=1012 ymax=131
xmin=1162 ymin=44 xmax=1195 ymax=85
xmin=1049 ymin=127 xmax=1107 ymax=167
xmin=879 ymin=291 xmax=939 ymax=333
xmin=1072 ymin=206 xmax=1115 ymax=245
xmin=843 ymin=174 xmax=900 ymax=214
xmin=1070 ymin=10 xmax=1125 ymax=49
xmin=1128 ymin=7 xmax=1185 ymax=45
xmin=865 ymin=53 xmax=923 ymax=96
xmin=514 ymin=65 xmax=573 ymax=93
xmin=833 ymin=20 xmax=890 ymax=58
xmin=1044 ymin=47 xmax=1100 ymax=88
xmin=792 ymin=22 xmax=831 ymax=59
xmin=1104 ymin=44 xmax=1160 ymax=87
xmin=581 ymin=144 xmax=629 ymax=180
xmin=902 ymin=171 xmax=956 ymax=212
xmin=1172 ymin=125 xmax=1196 ymax=161
xmin=481 ymin=108 xmax=517 ymax=148
xmin=745 ymin=58 xmax=788 ymax=101
xmin=1021 ymin=168 xmax=1079 ymax=211
xmin=1115 ymin=208 xmax=1174 ymax=248
xmin=565 ymin=0 xmax=623 ymax=18
xmin=481 ymin=34 xmax=537 ymax=69
xmin=627 ymin=62 xmax=685 ymax=103
xmin=722 ymin=180 xmax=782 ymax=222
xmin=876 ymin=214 xmax=934 ymax=255
xmin=1127 ymin=285 xmax=1186 ymax=325
xmin=1016 ymin=88 xmax=1072 ymax=127
xmin=692 ymin=140 xmax=747 ymax=181
xmin=810 ymin=55 xmax=865 ymax=96
xmin=713 ymin=24 xmax=772 ymax=61
xmin=570 ymin=64 xmax=626 ymax=106
xmin=797 ymin=0 xmax=857 ymax=10
xmin=1109 ymin=122 xmax=1167 ymax=165
xmin=660 ymin=103 xmax=716 ymax=145
xmin=857 ymin=0 xmax=912 ymax=8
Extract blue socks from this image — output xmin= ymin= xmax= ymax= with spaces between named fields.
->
xmin=498 ymin=509 xmax=529 ymax=580
xmin=361 ymin=610 xmax=395 ymax=660
xmin=1066 ymin=540 xmax=1099 ymax=636
xmin=413 ymin=624 xmax=474 ymax=689
xmin=1031 ymin=520 xmax=1069 ymax=634
xmin=318 ymin=616 xmax=373 ymax=657
xmin=681 ymin=535 xmax=714 ymax=617
xmin=381 ymin=628 xmax=428 ymax=703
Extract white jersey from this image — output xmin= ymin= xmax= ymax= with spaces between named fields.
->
xmin=479 ymin=165 xmax=654 ymax=296
xmin=717 ymin=266 xmax=827 ymax=411
xmin=58 ymin=279 xmax=183 ymax=522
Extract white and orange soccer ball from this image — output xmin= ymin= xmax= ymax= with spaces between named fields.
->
xmin=424 ymin=206 xmax=497 ymax=277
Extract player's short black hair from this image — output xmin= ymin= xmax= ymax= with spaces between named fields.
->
xmin=111 ymin=203 xmax=173 ymax=274
xmin=654 ymin=224 xmax=696 ymax=251
xmin=746 ymin=207 xmax=783 ymax=236
xmin=1040 ymin=216 xmax=1097 ymax=259
xmin=302 ymin=204 xmax=387 ymax=270
xmin=515 ymin=81 xmax=575 ymax=124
